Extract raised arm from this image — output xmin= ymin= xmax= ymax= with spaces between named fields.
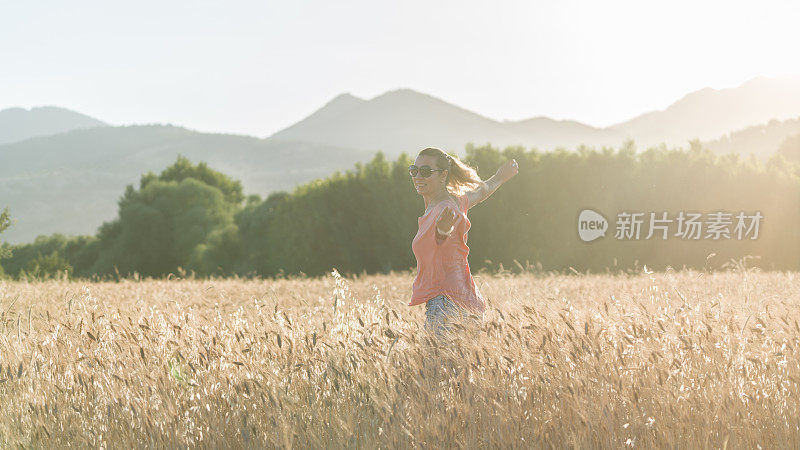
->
xmin=465 ymin=159 xmax=519 ymax=210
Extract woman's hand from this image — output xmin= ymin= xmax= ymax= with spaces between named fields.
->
xmin=435 ymin=206 xmax=458 ymax=235
xmin=495 ymin=159 xmax=519 ymax=184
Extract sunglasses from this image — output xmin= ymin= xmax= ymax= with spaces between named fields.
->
xmin=408 ymin=165 xmax=445 ymax=178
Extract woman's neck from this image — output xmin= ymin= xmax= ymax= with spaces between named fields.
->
xmin=423 ymin=189 xmax=450 ymax=209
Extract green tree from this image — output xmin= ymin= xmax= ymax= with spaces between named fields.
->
xmin=90 ymin=178 xmax=237 ymax=277
xmin=190 ymin=223 xmax=242 ymax=276
xmin=0 ymin=233 xmax=98 ymax=279
xmin=139 ymin=155 xmax=245 ymax=205
xmin=235 ymin=191 xmax=289 ymax=275
xmin=0 ymin=208 xmax=11 ymax=277
xmin=241 ymin=142 xmax=800 ymax=276
xmin=6 ymin=142 xmax=800 ymax=280
xmin=22 ymin=252 xmax=73 ymax=280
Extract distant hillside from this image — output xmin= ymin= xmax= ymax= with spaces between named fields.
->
xmin=269 ymin=75 xmax=800 ymax=155
xmin=270 ymin=88 xmax=629 ymax=155
xmin=776 ymin=133 xmax=800 ymax=161
xmin=0 ymin=125 xmax=375 ymax=243
xmin=503 ymin=116 xmax=623 ymax=150
xmin=704 ymin=116 xmax=800 ymax=160
xmin=0 ymin=106 xmax=107 ymax=145
xmin=609 ymin=75 xmax=800 ymax=147
xmin=270 ymin=88 xmax=537 ymax=155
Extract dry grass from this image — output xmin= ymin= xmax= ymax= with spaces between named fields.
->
xmin=1 ymin=266 xmax=800 ymax=448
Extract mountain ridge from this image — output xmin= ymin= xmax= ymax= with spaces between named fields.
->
xmin=0 ymin=105 xmax=108 ymax=145
xmin=267 ymin=74 xmax=800 ymax=153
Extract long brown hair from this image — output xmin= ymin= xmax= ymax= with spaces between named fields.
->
xmin=418 ymin=147 xmax=482 ymax=196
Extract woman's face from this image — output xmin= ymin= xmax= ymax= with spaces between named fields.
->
xmin=411 ymin=154 xmax=447 ymax=196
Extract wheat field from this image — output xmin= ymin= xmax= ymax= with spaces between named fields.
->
xmin=1 ymin=266 xmax=799 ymax=448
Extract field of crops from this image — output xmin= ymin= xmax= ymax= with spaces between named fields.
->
xmin=1 ymin=266 xmax=800 ymax=448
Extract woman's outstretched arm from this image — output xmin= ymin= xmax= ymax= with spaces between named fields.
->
xmin=465 ymin=159 xmax=518 ymax=210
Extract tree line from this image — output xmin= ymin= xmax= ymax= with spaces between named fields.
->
xmin=1 ymin=141 xmax=799 ymax=280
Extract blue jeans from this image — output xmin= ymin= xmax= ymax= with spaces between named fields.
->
xmin=425 ymin=295 xmax=464 ymax=340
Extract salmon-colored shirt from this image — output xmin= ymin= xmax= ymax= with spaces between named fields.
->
xmin=409 ymin=192 xmax=486 ymax=314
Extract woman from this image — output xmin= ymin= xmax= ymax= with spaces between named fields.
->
xmin=408 ymin=147 xmax=518 ymax=340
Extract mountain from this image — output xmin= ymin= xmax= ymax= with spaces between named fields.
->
xmin=0 ymin=125 xmax=375 ymax=244
xmin=503 ymin=116 xmax=623 ymax=150
xmin=271 ymin=88 xmax=532 ymax=155
xmin=269 ymin=88 xmax=627 ymax=155
xmin=610 ymin=75 xmax=800 ymax=147
xmin=287 ymin=93 xmax=367 ymax=129
xmin=703 ymin=116 xmax=800 ymax=161
xmin=0 ymin=106 xmax=107 ymax=145
xmin=269 ymin=75 xmax=800 ymax=156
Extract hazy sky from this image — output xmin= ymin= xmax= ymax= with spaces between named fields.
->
xmin=2 ymin=0 xmax=799 ymax=138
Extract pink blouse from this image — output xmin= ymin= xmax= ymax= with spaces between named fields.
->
xmin=408 ymin=192 xmax=486 ymax=314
